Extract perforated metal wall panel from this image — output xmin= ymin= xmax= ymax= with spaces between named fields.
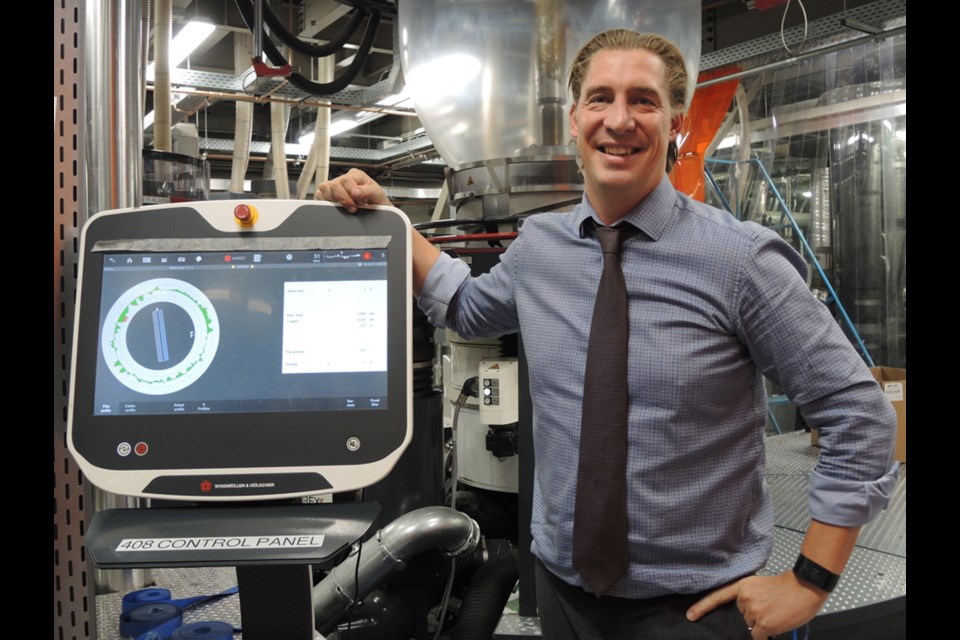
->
xmin=54 ymin=0 xmax=97 ymax=638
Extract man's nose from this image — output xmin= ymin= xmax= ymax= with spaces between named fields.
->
xmin=605 ymin=99 xmax=636 ymax=133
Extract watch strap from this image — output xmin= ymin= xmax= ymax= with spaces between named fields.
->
xmin=793 ymin=553 xmax=840 ymax=593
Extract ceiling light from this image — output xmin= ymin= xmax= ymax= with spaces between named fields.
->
xmin=146 ymin=18 xmax=216 ymax=81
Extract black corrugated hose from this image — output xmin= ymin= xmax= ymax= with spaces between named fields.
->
xmin=452 ymin=549 xmax=520 ymax=640
xmin=234 ymin=0 xmax=381 ymax=95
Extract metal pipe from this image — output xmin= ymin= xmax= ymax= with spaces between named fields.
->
xmin=313 ymin=506 xmax=480 ymax=634
xmin=270 ymin=100 xmax=290 ymax=198
xmin=535 ymin=0 xmax=565 ymax=147
xmin=427 ymin=232 xmax=518 ymax=244
xmin=153 ymin=0 xmax=172 ymax=151
xmin=83 ymin=0 xmax=147 ymax=595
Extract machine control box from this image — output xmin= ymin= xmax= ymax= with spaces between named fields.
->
xmin=479 ymin=358 xmax=519 ymax=425
xmin=67 ymin=200 xmax=412 ymax=501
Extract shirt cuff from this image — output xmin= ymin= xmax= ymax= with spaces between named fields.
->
xmin=417 ymin=252 xmax=471 ymax=329
xmin=808 ymin=462 xmax=901 ymax=527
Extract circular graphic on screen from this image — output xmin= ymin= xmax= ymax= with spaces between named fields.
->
xmin=101 ymin=278 xmax=220 ymax=395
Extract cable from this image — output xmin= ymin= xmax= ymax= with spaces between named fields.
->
xmin=336 ymin=537 xmax=364 ymax=640
xmin=432 ymin=556 xmax=456 ymax=640
xmin=238 ymin=0 xmax=367 ymax=58
xmin=233 ymin=0 xmax=381 ymax=96
xmin=780 ymin=0 xmax=809 ymax=54
xmin=431 ymin=377 xmax=480 ymax=640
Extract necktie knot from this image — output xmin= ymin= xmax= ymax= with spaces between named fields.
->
xmin=594 ymin=225 xmax=622 ymax=253
xmin=592 ymin=222 xmax=634 ymax=258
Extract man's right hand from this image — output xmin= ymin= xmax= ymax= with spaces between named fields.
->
xmin=315 ymin=168 xmax=392 ymax=213
xmin=316 ymin=167 xmax=440 ymax=295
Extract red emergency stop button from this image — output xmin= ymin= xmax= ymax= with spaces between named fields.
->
xmin=234 ymin=203 xmax=259 ymax=226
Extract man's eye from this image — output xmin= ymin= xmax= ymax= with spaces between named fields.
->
xmin=587 ymin=95 xmax=609 ymax=104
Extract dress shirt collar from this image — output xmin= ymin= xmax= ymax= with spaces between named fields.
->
xmin=576 ymin=174 xmax=678 ymax=242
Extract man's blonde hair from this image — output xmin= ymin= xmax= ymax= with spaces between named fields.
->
xmin=568 ymin=30 xmax=688 ymax=172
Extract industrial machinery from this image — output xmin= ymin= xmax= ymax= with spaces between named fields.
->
xmin=67 ymin=199 xmax=487 ymax=639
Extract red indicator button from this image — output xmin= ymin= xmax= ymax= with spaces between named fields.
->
xmin=234 ymin=204 xmax=259 ymax=226
xmin=135 ymin=442 xmax=149 ymax=456
xmin=363 ymin=251 xmax=372 ymax=261
xmin=224 ymin=255 xmax=232 ymax=262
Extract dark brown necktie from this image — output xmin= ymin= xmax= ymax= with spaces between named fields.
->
xmin=572 ymin=222 xmax=632 ymax=597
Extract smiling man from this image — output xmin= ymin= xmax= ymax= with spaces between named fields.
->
xmin=568 ymin=45 xmax=682 ymax=222
xmin=317 ymin=29 xmax=897 ymax=640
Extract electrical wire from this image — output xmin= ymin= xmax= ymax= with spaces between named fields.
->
xmin=431 ymin=402 xmax=462 ymax=640
xmin=248 ymin=1 xmax=366 ymax=58
xmin=432 ymin=558 xmax=456 ymax=640
xmin=780 ymin=0 xmax=809 ymax=54
xmin=431 ymin=379 xmax=478 ymax=640
xmin=335 ymin=537 xmax=364 ymax=640
xmin=233 ymin=0 xmax=381 ymax=96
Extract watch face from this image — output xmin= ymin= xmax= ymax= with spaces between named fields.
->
xmin=794 ymin=555 xmax=839 ymax=592
xmin=808 ymin=564 xmax=827 ymax=580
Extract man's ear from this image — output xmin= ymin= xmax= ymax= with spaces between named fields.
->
xmin=569 ymin=103 xmax=579 ymax=139
xmin=669 ymin=111 xmax=684 ymax=141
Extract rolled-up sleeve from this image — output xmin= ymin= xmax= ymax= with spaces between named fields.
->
xmin=417 ymin=252 xmax=472 ymax=329
xmin=417 ymin=233 xmax=524 ymax=339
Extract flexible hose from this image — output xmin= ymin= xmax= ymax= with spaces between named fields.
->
xmin=152 ymin=0 xmax=172 ymax=151
xmin=229 ymin=33 xmax=253 ymax=193
xmin=297 ymin=55 xmax=334 ymax=199
xmin=270 ymin=101 xmax=290 ymax=198
xmin=452 ymin=549 xmax=520 ymax=640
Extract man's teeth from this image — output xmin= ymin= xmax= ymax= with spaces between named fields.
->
xmin=602 ymin=147 xmax=636 ymax=156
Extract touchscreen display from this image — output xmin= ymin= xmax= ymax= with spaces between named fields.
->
xmin=94 ymin=248 xmax=388 ymax=416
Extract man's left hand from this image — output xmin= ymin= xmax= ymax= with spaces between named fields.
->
xmin=685 ymin=571 xmax=828 ymax=639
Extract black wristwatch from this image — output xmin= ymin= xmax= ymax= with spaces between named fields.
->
xmin=793 ymin=554 xmax=841 ymax=593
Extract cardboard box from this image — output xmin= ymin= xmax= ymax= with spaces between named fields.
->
xmin=870 ymin=366 xmax=906 ymax=464
xmin=810 ymin=366 xmax=906 ymax=464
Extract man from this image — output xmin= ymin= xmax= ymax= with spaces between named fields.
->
xmin=318 ymin=30 xmax=898 ymax=639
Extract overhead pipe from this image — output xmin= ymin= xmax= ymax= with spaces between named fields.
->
xmin=230 ymin=32 xmax=254 ymax=194
xmin=270 ymin=100 xmax=291 ymax=198
xmin=152 ymin=0 xmax=172 ymax=151
xmin=297 ymin=55 xmax=335 ymax=200
xmin=313 ymin=506 xmax=480 ymax=635
xmin=535 ymin=0 xmax=565 ymax=147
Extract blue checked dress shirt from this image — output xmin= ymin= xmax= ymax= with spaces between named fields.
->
xmin=417 ymin=175 xmax=899 ymax=598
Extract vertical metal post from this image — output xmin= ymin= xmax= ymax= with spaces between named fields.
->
xmin=82 ymin=0 xmax=148 ymax=597
xmin=534 ymin=0 xmax=565 ymax=148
